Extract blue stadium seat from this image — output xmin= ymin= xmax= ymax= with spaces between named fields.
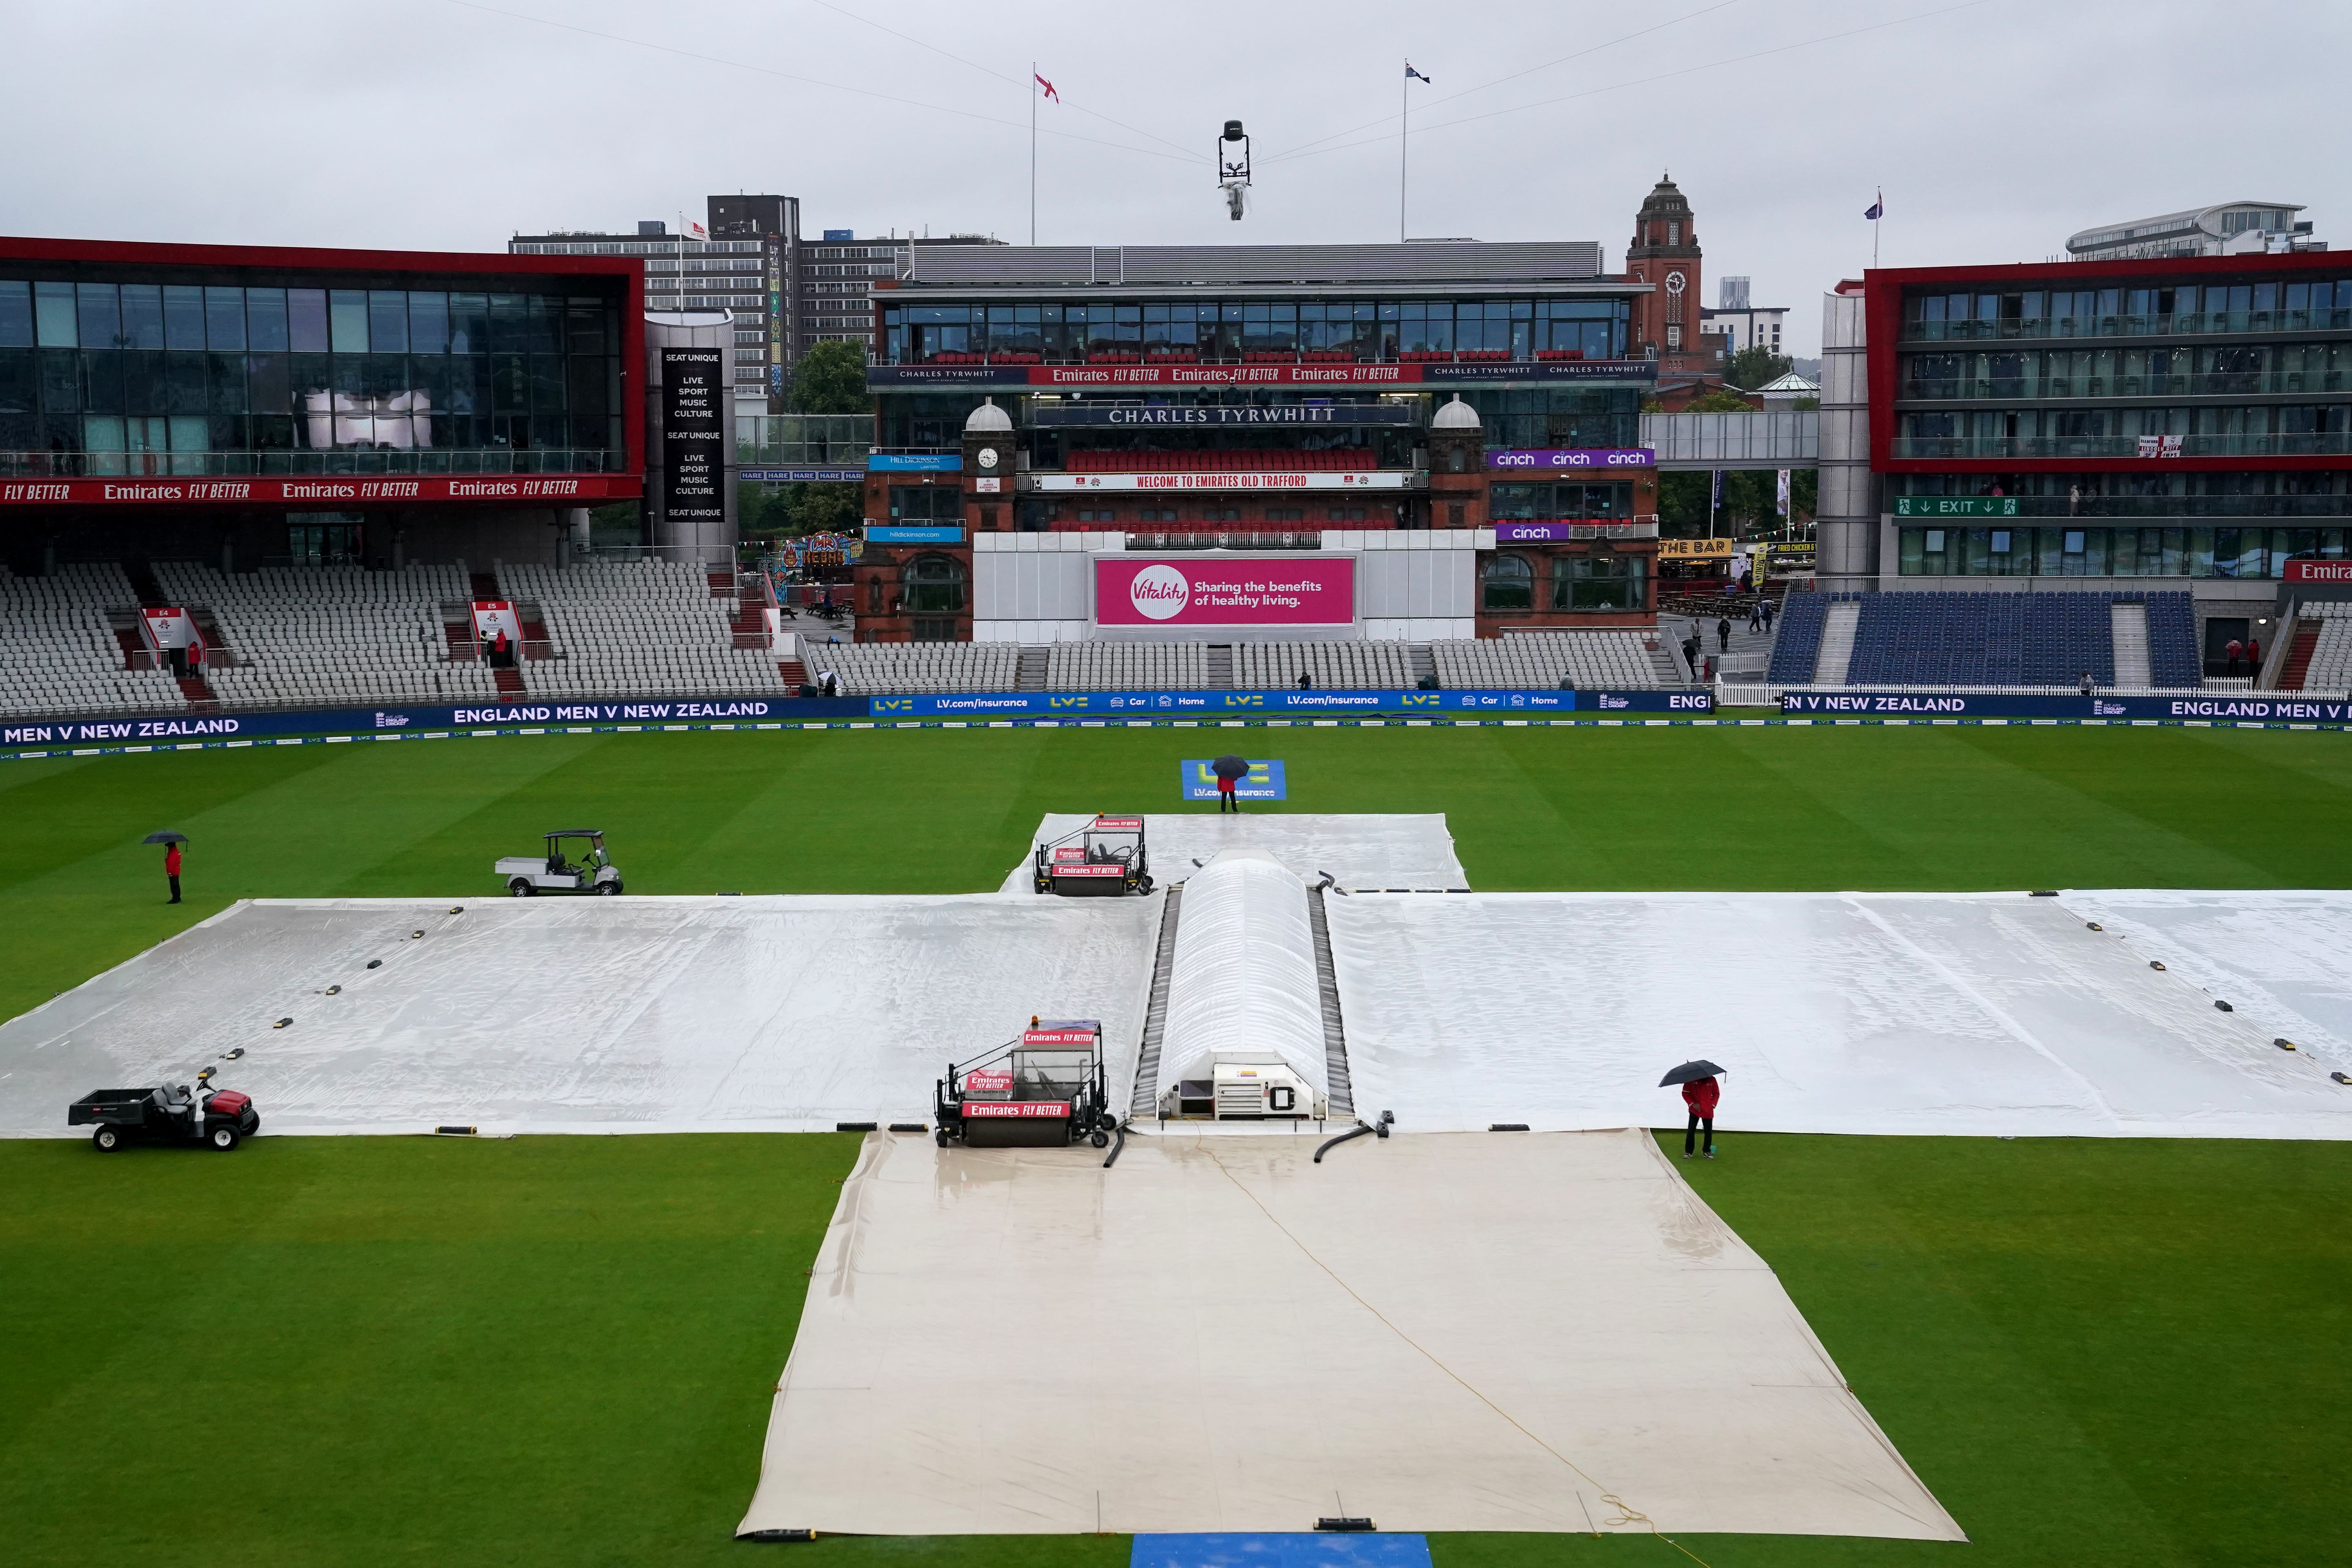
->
xmin=1797 ymin=590 xmax=2200 ymax=689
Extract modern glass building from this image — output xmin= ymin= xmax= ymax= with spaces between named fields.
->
xmin=1871 ymin=252 xmax=2351 ymax=591
xmin=0 ymin=237 xmax=640 ymax=568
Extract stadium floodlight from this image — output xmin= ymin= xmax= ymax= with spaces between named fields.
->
xmin=1217 ymin=119 xmax=1252 ymax=221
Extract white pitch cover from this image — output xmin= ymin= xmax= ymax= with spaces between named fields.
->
xmin=734 ymin=1128 xmax=1966 ymax=1540
xmin=1157 ymin=850 xmax=1327 ymax=1099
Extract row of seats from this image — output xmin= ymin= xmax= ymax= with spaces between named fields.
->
xmin=0 ymin=562 xmax=187 ymax=717
xmin=808 ymin=642 xmax=1020 ymax=695
xmin=1767 ymin=590 xmax=2203 ymax=688
xmin=1066 ymin=448 xmax=1380 ymax=473
xmin=1232 ymin=641 xmax=1414 ymax=690
xmin=151 ymin=561 xmax=498 ymax=710
xmin=1431 ymin=632 xmax=1676 ymax=690
xmin=2298 ymin=601 xmax=2352 ymax=690
xmin=1045 ymin=642 xmax=1210 ymax=692
xmin=503 ymin=559 xmax=788 ymax=698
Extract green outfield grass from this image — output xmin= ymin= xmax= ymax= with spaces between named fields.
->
xmin=10 ymin=721 xmax=2352 ymax=1023
xmin=5 ymin=723 xmax=2351 ymax=1566
xmin=2 ymin=1131 xmax=2342 ymax=1568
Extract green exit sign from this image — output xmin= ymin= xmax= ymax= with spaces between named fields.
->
xmin=1895 ymin=496 xmax=2020 ymax=518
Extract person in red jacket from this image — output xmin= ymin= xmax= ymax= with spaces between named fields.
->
xmin=164 ymin=840 xmax=182 ymax=905
xmin=1682 ymin=1073 xmax=1719 ymax=1159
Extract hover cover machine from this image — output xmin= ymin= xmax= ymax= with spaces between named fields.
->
xmin=1032 ymin=816 xmax=1153 ymax=897
xmin=935 ymin=1020 xmax=1119 ymax=1148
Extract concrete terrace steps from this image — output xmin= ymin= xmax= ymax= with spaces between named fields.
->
xmin=1016 ymin=646 xmax=1049 ymax=691
xmin=2110 ymin=601 xmax=2153 ymax=687
xmin=2280 ymin=618 xmax=2322 ymax=691
xmin=1813 ymin=600 xmax=1860 ymax=684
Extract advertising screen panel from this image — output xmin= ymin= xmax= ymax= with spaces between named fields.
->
xmin=1093 ymin=556 xmax=1355 ymax=628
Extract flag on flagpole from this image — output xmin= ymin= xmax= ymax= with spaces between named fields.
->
xmin=1863 ymin=191 xmax=1883 ymax=221
xmin=1034 ymin=72 xmax=1058 ymax=102
xmin=1405 ymin=62 xmax=1431 ymax=83
xmin=689 ymin=219 xmax=707 ymax=239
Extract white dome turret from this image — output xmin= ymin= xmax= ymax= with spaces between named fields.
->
xmin=1431 ymin=393 xmax=1481 ymax=431
xmin=964 ymin=397 xmax=1014 ymax=433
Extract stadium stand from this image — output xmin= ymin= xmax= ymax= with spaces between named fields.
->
xmin=1767 ymin=590 xmax=2201 ymax=688
xmin=1045 ymin=641 xmax=1210 ymax=691
xmin=1431 ymin=631 xmax=1677 ymax=689
xmin=1232 ymin=641 xmax=1413 ymax=689
xmin=2298 ymin=602 xmax=2352 ymax=692
xmin=803 ymin=641 xmax=1021 ymax=695
xmin=151 ymin=561 xmax=498 ymax=710
xmin=501 ymin=559 xmax=787 ymax=698
xmin=0 ymin=562 xmax=189 ymax=718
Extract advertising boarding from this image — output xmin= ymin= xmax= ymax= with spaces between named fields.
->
xmin=1095 ymin=556 xmax=1356 ymax=629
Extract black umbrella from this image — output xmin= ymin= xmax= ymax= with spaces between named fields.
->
xmin=142 ymin=831 xmax=189 ymax=845
xmin=1211 ymin=755 xmax=1250 ymax=780
xmin=1658 ymin=1059 xmax=1725 ymax=1088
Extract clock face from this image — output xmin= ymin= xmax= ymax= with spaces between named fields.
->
xmin=1665 ymin=270 xmax=1686 ymax=295
xmin=977 ymin=446 xmax=999 ymax=469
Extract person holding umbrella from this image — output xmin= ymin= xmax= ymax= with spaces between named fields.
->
xmin=1211 ymin=754 xmax=1249 ymax=814
xmin=1659 ymin=1059 xmax=1724 ymax=1159
xmin=145 ymin=831 xmax=188 ymax=903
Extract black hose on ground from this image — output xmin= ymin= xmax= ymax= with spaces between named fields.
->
xmin=1102 ymin=1120 xmax=1126 ymax=1168
xmin=1315 ymin=1122 xmax=1373 ymax=1164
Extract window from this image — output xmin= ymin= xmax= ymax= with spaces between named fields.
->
xmin=287 ymin=516 xmax=362 ymax=566
xmin=1557 ymin=552 xmax=1646 ymax=610
xmin=1264 ymin=507 xmax=1305 ymax=521
xmin=888 ymin=484 xmax=960 ymax=521
xmin=1324 ymin=506 xmax=1365 ymax=521
xmin=1077 ymin=507 xmax=1117 ymax=523
xmin=1138 ymin=507 xmax=1178 ymax=523
xmin=903 ymin=555 xmax=966 ymax=614
xmin=1481 ymin=554 xmax=1534 ymax=610
xmin=1201 ymin=507 xmax=1241 ymax=522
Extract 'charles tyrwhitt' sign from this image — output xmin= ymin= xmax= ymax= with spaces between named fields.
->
xmin=659 ymin=347 xmax=727 ymax=526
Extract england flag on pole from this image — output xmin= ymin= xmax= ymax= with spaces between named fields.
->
xmin=1864 ymin=192 xmax=1883 ymax=221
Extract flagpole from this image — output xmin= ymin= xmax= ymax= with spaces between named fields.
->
xmin=1030 ymin=63 xmax=1038 ymax=246
xmin=1873 ymin=188 xmax=1881 ymax=270
xmin=1399 ymin=68 xmax=1408 ymax=244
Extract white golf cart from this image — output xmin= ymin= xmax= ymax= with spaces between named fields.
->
xmin=497 ymin=829 xmax=623 ymax=897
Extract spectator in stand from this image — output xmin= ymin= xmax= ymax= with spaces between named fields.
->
xmin=2224 ymin=636 xmax=2244 ymax=676
xmin=1682 ymin=633 xmax=1701 ymax=677
xmin=2079 ymin=671 xmax=2094 ymax=696
xmin=1682 ymin=1072 xmax=1719 ymax=1159
xmin=1717 ymin=615 xmax=1732 ymax=654
xmin=1295 ymin=671 xmax=1313 ymax=689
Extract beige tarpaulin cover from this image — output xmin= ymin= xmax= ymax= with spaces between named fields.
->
xmin=737 ymin=1129 xmax=1962 ymax=1541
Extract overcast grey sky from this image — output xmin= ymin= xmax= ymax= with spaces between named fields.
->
xmin=5 ymin=0 xmax=2341 ymax=352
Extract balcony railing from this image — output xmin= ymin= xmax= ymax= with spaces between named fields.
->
xmin=0 ymin=448 xmax=620 ymax=479
xmin=1890 ymin=433 xmax=2352 ymax=460
xmin=1901 ymin=308 xmax=2352 ymax=343
xmin=1901 ymin=373 xmax=2351 ymax=401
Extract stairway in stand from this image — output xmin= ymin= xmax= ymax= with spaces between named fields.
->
xmin=2279 ymin=618 xmax=2322 ymax=691
xmin=1016 ymin=647 xmax=1049 ymax=691
xmin=469 ymin=570 xmax=502 ymax=601
xmin=1206 ymin=644 xmax=1234 ymax=687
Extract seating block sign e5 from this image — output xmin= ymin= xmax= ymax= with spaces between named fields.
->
xmin=1181 ymin=759 xmax=1286 ymax=801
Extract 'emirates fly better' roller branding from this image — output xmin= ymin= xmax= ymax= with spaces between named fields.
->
xmin=1096 ymin=556 xmax=1354 ymax=627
